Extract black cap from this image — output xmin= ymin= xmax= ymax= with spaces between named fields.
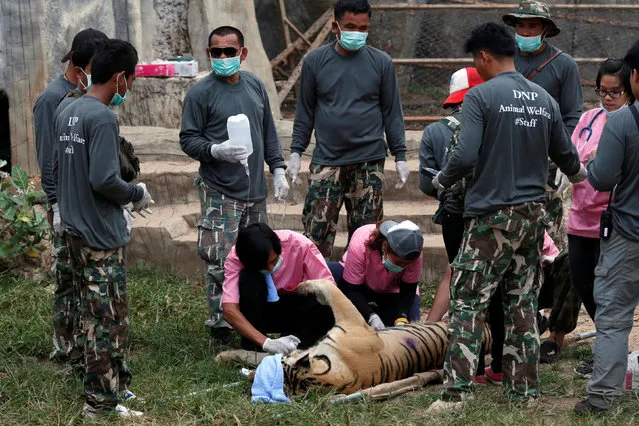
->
xmin=61 ymin=28 xmax=109 ymax=63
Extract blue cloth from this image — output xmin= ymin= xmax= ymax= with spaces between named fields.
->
xmin=251 ymin=354 xmax=290 ymax=403
xmin=265 ymin=274 xmax=279 ymax=302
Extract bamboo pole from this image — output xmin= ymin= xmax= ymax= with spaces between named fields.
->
xmin=392 ymin=57 xmax=609 ymax=66
xmin=285 ymin=18 xmax=311 ymax=47
xmin=372 ymin=3 xmax=639 ymax=10
xmin=278 ymin=0 xmax=295 ymax=71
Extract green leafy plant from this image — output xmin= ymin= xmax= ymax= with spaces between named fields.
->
xmin=0 ymin=160 xmax=49 ymax=272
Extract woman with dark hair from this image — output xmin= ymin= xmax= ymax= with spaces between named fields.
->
xmin=221 ymin=223 xmax=335 ymax=354
xmin=328 ymin=220 xmax=423 ymax=329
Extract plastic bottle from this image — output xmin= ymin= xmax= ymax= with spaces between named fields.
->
xmin=626 ymin=350 xmax=639 ymax=391
xmin=227 ymin=114 xmax=253 ymax=175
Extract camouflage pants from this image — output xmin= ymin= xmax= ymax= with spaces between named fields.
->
xmin=196 ymin=178 xmax=266 ymax=328
xmin=442 ymin=202 xmax=546 ymax=402
xmin=301 ymin=159 xmax=384 ymax=259
xmin=67 ymin=236 xmax=131 ymax=410
xmin=47 ymin=207 xmax=77 ymax=362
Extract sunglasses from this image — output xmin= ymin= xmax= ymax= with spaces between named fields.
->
xmin=209 ymin=47 xmax=240 ymax=58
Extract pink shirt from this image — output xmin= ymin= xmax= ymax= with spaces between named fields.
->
xmin=541 ymin=232 xmax=560 ymax=264
xmin=221 ymin=230 xmax=333 ymax=304
xmin=341 ymin=224 xmax=423 ymax=294
xmin=567 ymin=108 xmax=611 ymax=239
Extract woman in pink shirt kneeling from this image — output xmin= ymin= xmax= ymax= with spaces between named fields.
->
xmin=327 ymin=220 xmax=424 ymax=330
xmin=221 ymin=223 xmax=335 ymax=355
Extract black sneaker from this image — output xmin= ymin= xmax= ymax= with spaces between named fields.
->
xmin=574 ymin=399 xmax=607 ymax=415
xmin=540 ymin=340 xmax=561 ymax=364
xmin=574 ymin=359 xmax=594 ymax=379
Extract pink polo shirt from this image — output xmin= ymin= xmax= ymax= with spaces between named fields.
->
xmin=341 ymin=224 xmax=423 ymax=294
xmin=221 ymin=230 xmax=334 ymax=304
xmin=567 ymin=108 xmax=611 ymax=239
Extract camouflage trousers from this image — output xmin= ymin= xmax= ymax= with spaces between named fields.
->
xmin=196 ymin=177 xmax=266 ymax=328
xmin=67 ymin=236 xmax=131 ymax=410
xmin=47 ymin=207 xmax=77 ymax=363
xmin=442 ymin=202 xmax=546 ymax=402
xmin=301 ymin=159 xmax=384 ymax=259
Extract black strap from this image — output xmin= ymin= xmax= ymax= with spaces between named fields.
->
xmin=526 ymin=49 xmax=563 ymax=81
xmin=629 ymin=103 xmax=639 ymax=132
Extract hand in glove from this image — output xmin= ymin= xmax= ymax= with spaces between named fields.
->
xmin=567 ymin=163 xmax=587 ymax=184
xmin=287 ymin=152 xmax=302 ymax=184
xmin=395 ymin=160 xmax=409 ymax=189
xmin=273 ymin=168 xmax=290 ymax=201
xmin=554 ymin=171 xmax=570 ymax=195
xmin=262 ymin=335 xmax=301 ymax=355
xmin=51 ymin=203 xmax=63 ymax=235
xmin=132 ymin=183 xmax=155 ymax=213
xmin=431 ymin=172 xmax=446 ymax=192
xmin=210 ymin=140 xmax=249 ymax=163
xmin=368 ymin=313 xmax=385 ymax=331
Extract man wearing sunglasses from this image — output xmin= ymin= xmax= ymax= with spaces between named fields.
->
xmin=180 ymin=26 xmax=287 ymax=344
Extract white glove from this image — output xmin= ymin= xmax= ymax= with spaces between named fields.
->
xmin=273 ymin=168 xmax=290 ymax=201
xmin=262 ymin=335 xmax=301 ymax=355
xmin=210 ymin=140 xmax=249 ymax=163
xmin=51 ymin=203 xmax=63 ymax=235
xmin=554 ymin=171 xmax=570 ymax=195
xmin=395 ymin=160 xmax=409 ymax=189
xmin=122 ymin=208 xmax=132 ymax=234
xmin=132 ymin=183 xmax=155 ymax=213
xmin=368 ymin=313 xmax=385 ymax=330
xmin=567 ymin=163 xmax=587 ymax=184
xmin=431 ymin=172 xmax=446 ymax=192
xmin=287 ymin=152 xmax=302 ymax=184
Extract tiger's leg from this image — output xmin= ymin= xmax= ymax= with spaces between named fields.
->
xmin=296 ymin=280 xmax=369 ymax=329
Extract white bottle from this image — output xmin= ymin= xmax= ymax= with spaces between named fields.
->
xmin=227 ymin=114 xmax=253 ymax=175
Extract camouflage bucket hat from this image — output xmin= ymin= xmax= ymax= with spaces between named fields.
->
xmin=502 ymin=0 xmax=560 ymax=38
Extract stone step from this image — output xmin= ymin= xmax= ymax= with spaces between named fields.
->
xmin=138 ymin=159 xmax=433 ymax=207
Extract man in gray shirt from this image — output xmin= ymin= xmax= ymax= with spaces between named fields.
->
xmin=427 ymin=23 xmax=585 ymax=413
xmin=287 ymin=0 xmax=408 ymax=258
xmin=55 ymin=39 xmax=151 ymax=418
xmin=179 ymin=26 xmax=288 ymax=342
xmin=32 ymin=28 xmax=107 ymax=364
xmin=575 ymin=41 xmax=639 ymax=415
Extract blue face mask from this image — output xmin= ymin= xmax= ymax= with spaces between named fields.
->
xmin=211 ymin=53 xmax=241 ymax=77
xmin=600 ymin=102 xmax=627 ymax=117
xmin=109 ymin=73 xmax=129 ymax=107
xmin=382 ymin=254 xmax=404 ymax=273
xmin=337 ymin=24 xmax=368 ymax=51
xmin=261 ymin=256 xmax=282 ymax=275
xmin=515 ymin=34 xmax=543 ymax=53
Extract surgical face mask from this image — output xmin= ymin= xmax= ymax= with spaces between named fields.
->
xmin=261 ymin=256 xmax=282 ymax=275
xmin=211 ymin=51 xmax=242 ymax=77
xmin=337 ymin=24 xmax=368 ymax=51
xmin=600 ymin=102 xmax=627 ymax=117
xmin=515 ymin=33 xmax=543 ymax=53
xmin=77 ymin=67 xmax=92 ymax=91
xmin=382 ymin=253 xmax=405 ymax=273
xmin=109 ymin=73 xmax=129 ymax=107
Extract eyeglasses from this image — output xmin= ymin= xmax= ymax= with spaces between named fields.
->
xmin=594 ymin=88 xmax=626 ymax=98
xmin=209 ymin=47 xmax=239 ymax=58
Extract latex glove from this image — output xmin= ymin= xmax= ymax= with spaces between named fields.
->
xmin=567 ymin=163 xmax=587 ymax=184
xmin=210 ymin=140 xmax=249 ymax=163
xmin=273 ymin=168 xmax=289 ymax=201
xmin=368 ymin=313 xmax=385 ymax=330
xmin=122 ymin=208 xmax=132 ymax=234
xmin=395 ymin=160 xmax=409 ymax=189
xmin=262 ymin=335 xmax=301 ymax=355
xmin=554 ymin=171 xmax=570 ymax=195
xmin=287 ymin=152 xmax=302 ymax=184
xmin=51 ymin=203 xmax=63 ymax=235
xmin=431 ymin=172 xmax=446 ymax=192
xmin=132 ymin=183 xmax=155 ymax=213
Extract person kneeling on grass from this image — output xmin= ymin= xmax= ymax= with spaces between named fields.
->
xmin=327 ymin=220 xmax=423 ymax=329
xmin=221 ymin=223 xmax=335 ymax=354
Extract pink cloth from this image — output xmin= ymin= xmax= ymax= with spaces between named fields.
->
xmin=341 ymin=224 xmax=423 ymax=294
xmin=567 ymin=107 xmax=611 ymax=239
xmin=541 ymin=232 xmax=560 ymax=264
xmin=221 ymin=230 xmax=333 ymax=304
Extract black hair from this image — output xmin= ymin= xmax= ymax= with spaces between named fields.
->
xmin=90 ymin=39 xmax=138 ymax=85
xmin=73 ymin=38 xmax=107 ymax=70
xmin=235 ymin=223 xmax=282 ymax=271
xmin=597 ymin=58 xmax=636 ymax=104
xmin=465 ymin=22 xmax=516 ymax=58
xmin=624 ymin=40 xmax=639 ymax=85
xmin=334 ymin=0 xmax=372 ymax=21
xmin=208 ymin=26 xmax=244 ymax=47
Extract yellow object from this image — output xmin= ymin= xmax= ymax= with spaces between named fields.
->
xmin=394 ymin=317 xmax=409 ymax=326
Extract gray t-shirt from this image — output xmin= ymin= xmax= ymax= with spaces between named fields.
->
xmin=33 ymin=76 xmax=76 ymax=204
xmin=587 ymin=103 xmax=639 ymax=242
xmin=439 ymin=71 xmax=581 ymax=217
xmin=54 ymin=95 xmax=143 ymax=250
xmin=179 ymin=71 xmax=285 ymax=201
xmin=515 ymin=43 xmax=583 ymax=135
xmin=291 ymin=43 xmax=406 ymax=165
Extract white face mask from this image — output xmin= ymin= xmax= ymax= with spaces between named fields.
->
xmin=600 ymin=102 xmax=627 ymax=117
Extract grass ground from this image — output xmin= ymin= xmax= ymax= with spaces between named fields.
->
xmin=1 ymin=266 xmax=637 ymax=425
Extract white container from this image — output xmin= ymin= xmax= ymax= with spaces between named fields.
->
xmin=227 ymin=114 xmax=253 ymax=165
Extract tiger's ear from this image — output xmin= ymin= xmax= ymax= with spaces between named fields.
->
xmin=294 ymin=353 xmax=311 ymax=370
